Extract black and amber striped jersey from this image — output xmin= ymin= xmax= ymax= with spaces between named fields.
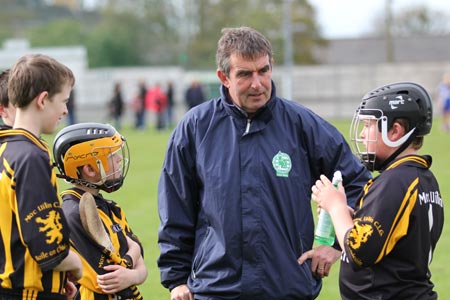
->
xmin=0 ymin=129 xmax=71 ymax=299
xmin=61 ymin=187 xmax=143 ymax=300
xmin=340 ymin=155 xmax=444 ymax=300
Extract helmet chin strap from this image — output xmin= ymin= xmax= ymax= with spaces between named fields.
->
xmin=56 ymin=173 xmax=104 ymax=191
xmin=102 ymin=178 xmax=124 ymax=193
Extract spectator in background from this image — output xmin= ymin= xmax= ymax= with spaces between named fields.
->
xmin=0 ymin=69 xmax=15 ymax=128
xmin=437 ymin=73 xmax=450 ymax=131
xmin=132 ymin=79 xmax=147 ymax=130
xmin=185 ymin=80 xmax=205 ymax=109
xmin=166 ymin=81 xmax=175 ymax=128
xmin=145 ymin=83 xmax=167 ymax=130
xmin=66 ymin=89 xmax=76 ymax=125
xmin=109 ymin=82 xmax=124 ymax=130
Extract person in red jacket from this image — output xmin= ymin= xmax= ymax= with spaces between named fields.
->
xmin=146 ymin=83 xmax=168 ymax=130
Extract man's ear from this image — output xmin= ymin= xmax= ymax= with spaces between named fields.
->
xmin=217 ymin=69 xmax=229 ymax=88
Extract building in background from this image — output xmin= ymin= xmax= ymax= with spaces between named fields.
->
xmin=1 ymin=36 xmax=448 ymax=124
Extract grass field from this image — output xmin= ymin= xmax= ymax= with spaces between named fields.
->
xmin=49 ymin=117 xmax=450 ymax=300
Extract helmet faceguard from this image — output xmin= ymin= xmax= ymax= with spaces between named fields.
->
xmin=350 ymin=113 xmax=379 ymax=171
xmin=350 ymin=82 xmax=433 ymax=171
xmin=53 ymin=123 xmax=130 ymax=192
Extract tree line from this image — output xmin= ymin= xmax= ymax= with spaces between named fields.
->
xmin=0 ymin=0 xmax=447 ymax=69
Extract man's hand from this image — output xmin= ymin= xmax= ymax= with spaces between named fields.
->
xmin=64 ymin=280 xmax=77 ymax=300
xmin=297 ymin=245 xmax=341 ymax=278
xmin=170 ymin=284 xmax=193 ymax=300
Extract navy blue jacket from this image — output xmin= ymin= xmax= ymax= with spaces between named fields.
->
xmin=158 ymin=83 xmax=371 ymax=300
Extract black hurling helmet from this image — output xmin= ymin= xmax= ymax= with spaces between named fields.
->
xmin=350 ymin=82 xmax=433 ymax=171
xmin=53 ymin=122 xmax=130 ymax=192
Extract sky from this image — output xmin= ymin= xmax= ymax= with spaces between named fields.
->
xmin=308 ymin=0 xmax=450 ymax=38
xmin=82 ymin=0 xmax=449 ymax=38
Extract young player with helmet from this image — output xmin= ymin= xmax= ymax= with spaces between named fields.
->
xmin=309 ymin=82 xmax=443 ymax=299
xmin=53 ymin=122 xmax=148 ymax=300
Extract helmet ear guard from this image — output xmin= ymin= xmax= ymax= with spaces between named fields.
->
xmin=53 ymin=123 xmax=130 ymax=192
xmin=350 ymin=82 xmax=433 ymax=171
xmin=380 ymin=116 xmax=415 ymax=148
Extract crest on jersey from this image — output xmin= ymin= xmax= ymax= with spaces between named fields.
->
xmin=36 ymin=211 xmax=64 ymax=244
xmin=348 ymin=222 xmax=373 ymax=250
xmin=111 ymin=223 xmax=123 ymax=233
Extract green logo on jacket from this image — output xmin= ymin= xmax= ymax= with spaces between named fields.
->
xmin=272 ymin=151 xmax=292 ymax=177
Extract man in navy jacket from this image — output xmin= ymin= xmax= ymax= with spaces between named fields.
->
xmin=157 ymin=26 xmax=371 ymax=300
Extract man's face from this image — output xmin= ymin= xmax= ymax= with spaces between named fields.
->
xmin=218 ymin=53 xmax=272 ymax=115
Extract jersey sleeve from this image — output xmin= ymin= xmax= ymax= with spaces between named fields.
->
xmin=15 ymin=149 xmax=70 ymax=271
xmin=344 ymin=170 xmax=418 ymax=269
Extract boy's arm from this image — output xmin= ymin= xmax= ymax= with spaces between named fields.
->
xmin=98 ymin=256 xmax=148 ymax=293
xmin=131 ymin=256 xmax=148 ymax=285
xmin=54 ymin=250 xmax=83 ymax=280
xmin=125 ymin=236 xmax=142 ymax=268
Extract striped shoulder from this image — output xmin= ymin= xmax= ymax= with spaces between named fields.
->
xmin=0 ymin=128 xmax=49 ymax=152
xmin=61 ymin=188 xmax=84 ymax=200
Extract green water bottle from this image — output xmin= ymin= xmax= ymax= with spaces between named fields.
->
xmin=314 ymin=170 xmax=342 ymax=246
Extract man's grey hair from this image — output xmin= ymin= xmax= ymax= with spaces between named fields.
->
xmin=216 ymin=26 xmax=273 ymax=77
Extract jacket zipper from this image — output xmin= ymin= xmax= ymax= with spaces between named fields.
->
xmin=244 ymin=119 xmax=251 ymax=134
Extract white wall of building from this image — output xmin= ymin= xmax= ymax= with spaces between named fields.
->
xmin=1 ymin=40 xmax=448 ymax=126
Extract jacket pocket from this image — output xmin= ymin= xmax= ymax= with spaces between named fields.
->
xmin=191 ymin=225 xmax=211 ymax=279
xmin=297 ymin=236 xmax=318 ymax=292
